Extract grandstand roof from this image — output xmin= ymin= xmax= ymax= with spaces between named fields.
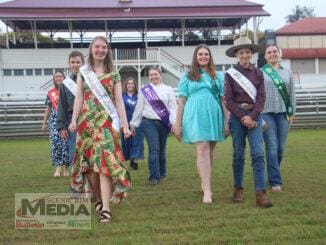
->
xmin=0 ymin=0 xmax=269 ymax=31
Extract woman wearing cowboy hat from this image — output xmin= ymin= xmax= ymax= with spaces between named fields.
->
xmin=224 ymin=36 xmax=273 ymax=208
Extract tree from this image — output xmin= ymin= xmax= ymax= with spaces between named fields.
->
xmin=286 ymin=5 xmax=315 ymax=23
xmin=170 ymin=30 xmax=200 ymax=41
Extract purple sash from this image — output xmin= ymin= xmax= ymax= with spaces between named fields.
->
xmin=141 ymin=84 xmax=171 ymax=131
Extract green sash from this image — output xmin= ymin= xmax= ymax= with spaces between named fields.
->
xmin=261 ymin=64 xmax=294 ymax=117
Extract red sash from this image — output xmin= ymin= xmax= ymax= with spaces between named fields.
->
xmin=48 ymin=88 xmax=59 ymax=111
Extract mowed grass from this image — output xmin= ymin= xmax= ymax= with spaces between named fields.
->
xmin=0 ymin=129 xmax=325 ymax=244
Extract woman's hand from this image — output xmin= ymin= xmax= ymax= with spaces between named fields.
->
xmin=59 ymin=129 xmax=69 ymax=139
xmin=170 ymin=124 xmax=176 ymax=134
xmin=224 ymin=123 xmax=230 ymax=137
xmin=130 ymin=127 xmax=136 ymax=136
xmin=68 ymin=120 xmax=77 ymax=132
xmin=241 ymin=116 xmax=257 ymax=129
xmin=123 ymin=126 xmax=132 ymax=138
xmin=174 ymin=124 xmax=182 ymax=142
xmin=289 ymin=115 xmax=296 ymax=126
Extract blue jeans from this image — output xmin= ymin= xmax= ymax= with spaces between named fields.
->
xmin=67 ymin=130 xmax=77 ymax=166
xmin=262 ymin=112 xmax=289 ymax=187
xmin=141 ymin=118 xmax=168 ymax=182
xmin=229 ymin=113 xmax=266 ymax=191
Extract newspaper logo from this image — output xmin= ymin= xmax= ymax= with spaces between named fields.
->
xmin=15 ymin=193 xmax=91 ymax=229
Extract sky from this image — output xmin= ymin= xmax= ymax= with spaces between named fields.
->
xmin=251 ymin=0 xmax=326 ymax=31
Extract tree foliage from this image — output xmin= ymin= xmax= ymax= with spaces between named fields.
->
xmin=286 ymin=5 xmax=315 ymax=23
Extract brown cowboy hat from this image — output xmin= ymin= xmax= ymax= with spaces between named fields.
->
xmin=225 ymin=36 xmax=260 ymax=58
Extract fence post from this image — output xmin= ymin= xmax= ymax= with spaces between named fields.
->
xmin=4 ymin=103 xmax=7 ymax=123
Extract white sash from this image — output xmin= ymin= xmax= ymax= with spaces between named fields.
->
xmin=62 ymin=77 xmax=76 ymax=96
xmin=79 ymin=65 xmax=120 ymax=131
xmin=226 ymin=68 xmax=257 ymax=102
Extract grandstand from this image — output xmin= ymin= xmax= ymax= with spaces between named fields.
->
xmin=0 ymin=0 xmax=325 ymax=136
xmin=0 ymin=0 xmax=268 ymax=100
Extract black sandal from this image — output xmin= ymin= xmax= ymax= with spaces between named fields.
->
xmin=94 ymin=201 xmax=103 ymax=214
xmin=99 ymin=210 xmax=112 ymax=223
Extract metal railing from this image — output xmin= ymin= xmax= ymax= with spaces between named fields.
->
xmin=1 ymin=87 xmax=326 ymax=138
xmin=38 ymin=47 xmax=187 ymax=91
xmin=6 ymin=34 xmax=235 ymax=48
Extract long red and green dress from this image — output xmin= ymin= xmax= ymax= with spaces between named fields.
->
xmin=70 ymin=70 xmax=131 ymax=198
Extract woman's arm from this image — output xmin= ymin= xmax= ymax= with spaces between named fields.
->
xmin=221 ymin=96 xmax=230 ymax=137
xmin=174 ymin=96 xmax=186 ymax=142
xmin=41 ymin=106 xmax=51 ymax=132
xmin=129 ymin=92 xmax=145 ymax=129
xmin=168 ymin=88 xmax=178 ymax=133
xmin=68 ymin=74 xmax=84 ymax=132
xmin=289 ymin=71 xmax=296 ymax=125
xmin=114 ymin=81 xmax=131 ymax=137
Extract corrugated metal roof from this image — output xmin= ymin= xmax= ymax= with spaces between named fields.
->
xmin=276 ymin=17 xmax=326 ymax=36
xmin=0 ymin=0 xmax=264 ymax=8
xmin=0 ymin=0 xmax=269 ymax=19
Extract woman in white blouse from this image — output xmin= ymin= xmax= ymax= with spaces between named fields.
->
xmin=130 ymin=66 xmax=177 ymax=185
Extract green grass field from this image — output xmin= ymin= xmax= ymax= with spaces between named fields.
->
xmin=0 ymin=129 xmax=325 ymax=244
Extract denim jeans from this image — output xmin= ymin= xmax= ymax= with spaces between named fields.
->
xmin=262 ymin=112 xmax=289 ymax=187
xmin=229 ymin=113 xmax=266 ymax=191
xmin=67 ymin=130 xmax=77 ymax=166
xmin=141 ymin=118 xmax=168 ymax=182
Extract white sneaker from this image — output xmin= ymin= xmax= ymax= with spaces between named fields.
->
xmin=271 ymin=185 xmax=282 ymax=192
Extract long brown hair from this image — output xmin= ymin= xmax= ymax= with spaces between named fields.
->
xmin=88 ymin=36 xmax=114 ymax=73
xmin=188 ymin=44 xmax=216 ymax=81
xmin=52 ymin=71 xmax=65 ymax=89
xmin=122 ymin=77 xmax=138 ymax=94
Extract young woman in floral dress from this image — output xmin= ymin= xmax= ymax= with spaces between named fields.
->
xmin=69 ymin=36 xmax=132 ymax=223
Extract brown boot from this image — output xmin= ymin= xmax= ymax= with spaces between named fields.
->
xmin=256 ymin=191 xmax=273 ymax=208
xmin=233 ymin=187 xmax=244 ymax=203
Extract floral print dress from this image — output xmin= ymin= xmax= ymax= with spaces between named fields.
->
xmin=45 ymin=95 xmax=69 ymax=166
xmin=70 ymin=71 xmax=131 ymax=198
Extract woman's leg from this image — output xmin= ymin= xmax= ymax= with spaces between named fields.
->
xmin=142 ymin=119 xmax=161 ymax=183
xmin=209 ymin=142 xmax=217 ymax=168
xmin=262 ymin=113 xmax=281 ymax=187
xmin=87 ymin=170 xmax=101 ymax=203
xmin=99 ymin=174 xmax=112 ymax=211
xmin=276 ymin=113 xmax=289 ymax=167
xmin=195 ymin=141 xmax=212 ymax=203
xmin=158 ymin=122 xmax=169 ymax=180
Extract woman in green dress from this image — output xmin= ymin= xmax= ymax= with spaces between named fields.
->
xmin=175 ymin=44 xmax=229 ymax=204
xmin=69 ymin=36 xmax=132 ymax=223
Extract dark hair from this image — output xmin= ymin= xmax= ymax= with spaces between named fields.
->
xmin=52 ymin=71 xmax=65 ymax=89
xmin=188 ymin=44 xmax=216 ymax=81
xmin=68 ymin=50 xmax=84 ymax=63
xmin=264 ymin=44 xmax=280 ymax=54
xmin=122 ymin=77 xmax=138 ymax=94
xmin=148 ymin=66 xmax=162 ymax=76
xmin=88 ymin=36 xmax=114 ymax=73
